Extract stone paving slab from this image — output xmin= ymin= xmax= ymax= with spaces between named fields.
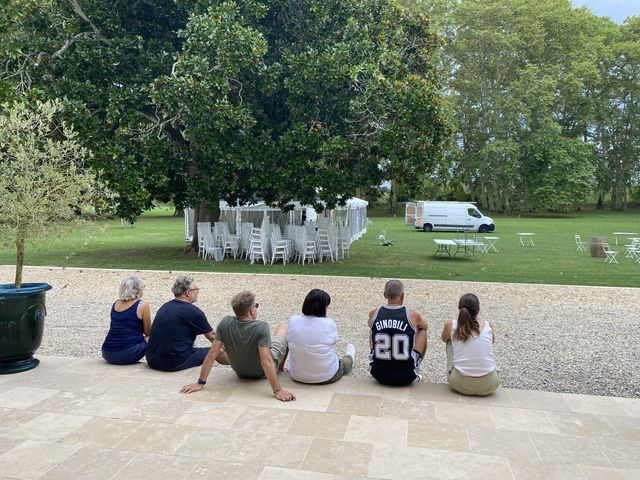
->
xmin=0 ymin=356 xmax=638 ymax=480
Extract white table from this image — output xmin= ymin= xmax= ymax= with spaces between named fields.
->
xmin=482 ymin=236 xmax=499 ymax=253
xmin=433 ymin=239 xmax=457 ymax=258
xmin=454 ymin=239 xmax=483 ymax=257
xmin=612 ymin=232 xmax=638 ymax=246
xmin=517 ymin=233 xmax=536 ymax=247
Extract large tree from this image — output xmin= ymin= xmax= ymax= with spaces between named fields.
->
xmin=591 ymin=17 xmax=640 ymax=210
xmin=1 ymin=0 xmax=449 ymax=234
xmin=448 ymin=0 xmax=602 ymax=212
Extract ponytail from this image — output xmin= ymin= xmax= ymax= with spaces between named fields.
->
xmin=453 ymin=293 xmax=480 ymax=342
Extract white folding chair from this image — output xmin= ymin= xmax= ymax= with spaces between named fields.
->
xmin=603 ymin=243 xmax=618 ymax=264
xmin=624 ymin=238 xmax=640 ymax=260
xmin=575 ymin=234 xmax=587 ymax=253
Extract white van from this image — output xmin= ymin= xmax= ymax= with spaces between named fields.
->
xmin=405 ymin=201 xmax=495 ymax=233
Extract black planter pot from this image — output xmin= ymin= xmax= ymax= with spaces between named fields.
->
xmin=0 ymin=283 xmax=52 ymax=374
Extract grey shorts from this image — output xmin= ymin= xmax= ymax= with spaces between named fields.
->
xmin=270 ymin=335 xmax=288 ymax=369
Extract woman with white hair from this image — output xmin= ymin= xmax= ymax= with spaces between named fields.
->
xmin=101 ymin=276 xmax=152 ymax=365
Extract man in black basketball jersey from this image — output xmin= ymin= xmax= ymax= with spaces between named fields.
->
xmin=368 ymin=280 xmax=428 ymax=386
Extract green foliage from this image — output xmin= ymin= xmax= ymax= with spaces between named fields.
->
xmin=0 ymin=0 xmax=449 ymax=223
xmin=0 ymin=99 xmax=103 ymax=287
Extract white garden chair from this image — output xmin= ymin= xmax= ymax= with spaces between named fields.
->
xmin=574 ymin=234 xmax=587 ymax=253
xmin=603 ymin=243 xmax=618 ymax=264
xmin=624 ymin=238 xmax=640 ymax=261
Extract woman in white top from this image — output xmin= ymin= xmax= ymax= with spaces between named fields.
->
xmin=286 ymin=289 xmax=355 ymax=384
xmin=441 ymin=293 xmax=500 ymax=396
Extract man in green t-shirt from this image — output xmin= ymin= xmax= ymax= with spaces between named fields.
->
xmin=180 ymin=290 xmax=295 ymax=402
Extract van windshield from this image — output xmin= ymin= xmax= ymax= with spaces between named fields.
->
xmin=468 ymin=208 xmax=482 ymax=218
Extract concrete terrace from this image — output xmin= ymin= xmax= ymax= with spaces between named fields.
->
xmin=0 ymin=356 xmax=638 ymax=480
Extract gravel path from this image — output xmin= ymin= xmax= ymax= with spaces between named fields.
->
xmin=4 ymin=266 xmax=639 ymax=398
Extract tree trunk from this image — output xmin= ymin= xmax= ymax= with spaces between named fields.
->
xmin=187 ymin=199 xmax=221 ymax=252
xmin=596 ymin=189 xmax=603 ymax=210
xmin=15 ymin=234 xmax=25 ymax=288
xmin=388 ymin=180 xmax=398 ymax=216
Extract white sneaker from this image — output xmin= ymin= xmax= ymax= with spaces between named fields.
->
xmin=345 ymin=343 xmax=356 ymax=362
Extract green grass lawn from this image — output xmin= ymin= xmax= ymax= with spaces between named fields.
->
xmin=1 ymin=207 xmax=639 ymax=287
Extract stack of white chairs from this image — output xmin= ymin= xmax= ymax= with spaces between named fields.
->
xmin=271 ymin=230 xmax=289 ymax=265
xmin=337 ymin=226 xmax=351 ymax=259
xmin=316 ymin=228 xmax=335 ymax=263
xmin=304 ymin=222 xmax=317 ymax=237
xmin=239 ymin=222 xmax=254 ymax=259
xmin=317 ymin=218 xmax=332 ymax=230
xmin=269 ymin=225 xmax=291 ymax=264
xmin=221 ymin=230 xmax=239 ymax=259
xmin=249 ymin=227 xmax=267 ymax=264
xmin=196 ymin=222 xmax=212 ymax=258
xmin=292 ymin=226 xmax=316 ymax=264
xmin=284 ymin=224 xmax=296 ymax=241
xmin=212 ymin=222 xmax=225 ymax=247
xmin=203 ymin=232 xmax=222 ymax=261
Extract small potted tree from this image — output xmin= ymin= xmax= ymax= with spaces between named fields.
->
xmin=0 ymin=99 xmax=99 ymax=373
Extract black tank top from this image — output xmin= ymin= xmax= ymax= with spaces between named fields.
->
xmin=369 ymin=305 xmax=419 ymax=386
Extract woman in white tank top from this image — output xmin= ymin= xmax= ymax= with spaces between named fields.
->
xmin=441 ymin=293 xmax=500 ymax=396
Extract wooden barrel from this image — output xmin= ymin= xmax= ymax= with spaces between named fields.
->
xmin=590 ymin=236 xmax=608 ymax=257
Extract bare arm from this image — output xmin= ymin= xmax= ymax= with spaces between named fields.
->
xmin=488 ymin=320 xmax=496 ymax=344
xmin=367 ymin=309 xmax=376 ymax=350
xmin=204 ymin=330 xmax=216 ymax=343
xmin=259 ymin=346 xmax=295 ymax=402
xmin=139 ymin=301 xmax=152 ymax=337
xmin=441 ymin=320 xmax=452 ymax=342
xmin=180 ymin=340 xmax=222 ymax=394
xmin=412 ymin=311 xmax=428 ymax=350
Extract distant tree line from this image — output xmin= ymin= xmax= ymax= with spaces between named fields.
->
xmin=401 ymin=0 xmax=640 ymax=213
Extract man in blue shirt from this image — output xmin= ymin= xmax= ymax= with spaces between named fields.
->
xmin=146 ymin=275 xmax=228 ymax=371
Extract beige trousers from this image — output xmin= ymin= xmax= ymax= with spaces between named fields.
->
xmin=446 ymin=341 xmax=500 ymax=396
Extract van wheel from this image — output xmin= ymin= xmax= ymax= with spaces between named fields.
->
xmin=423 ymin=223 xmax=433 ymax=232
xmin=479 ymin=224 xmax=489 ymax=233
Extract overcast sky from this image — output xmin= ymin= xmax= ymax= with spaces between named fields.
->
xmin=572 ymin=0 xmax=639 ymax=23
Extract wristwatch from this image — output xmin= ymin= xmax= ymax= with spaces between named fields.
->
xmin=197 ymin=378 xmax=206 ymax=385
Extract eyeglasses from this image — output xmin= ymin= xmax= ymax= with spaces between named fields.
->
xmin=188 ymin=288 xmax=200 ymax=293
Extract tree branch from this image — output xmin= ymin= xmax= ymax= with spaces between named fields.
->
xmin=136 ymin=108 xmax=190 ymax=149
xmin=69 ymin=0 xmax=110 ymax=44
